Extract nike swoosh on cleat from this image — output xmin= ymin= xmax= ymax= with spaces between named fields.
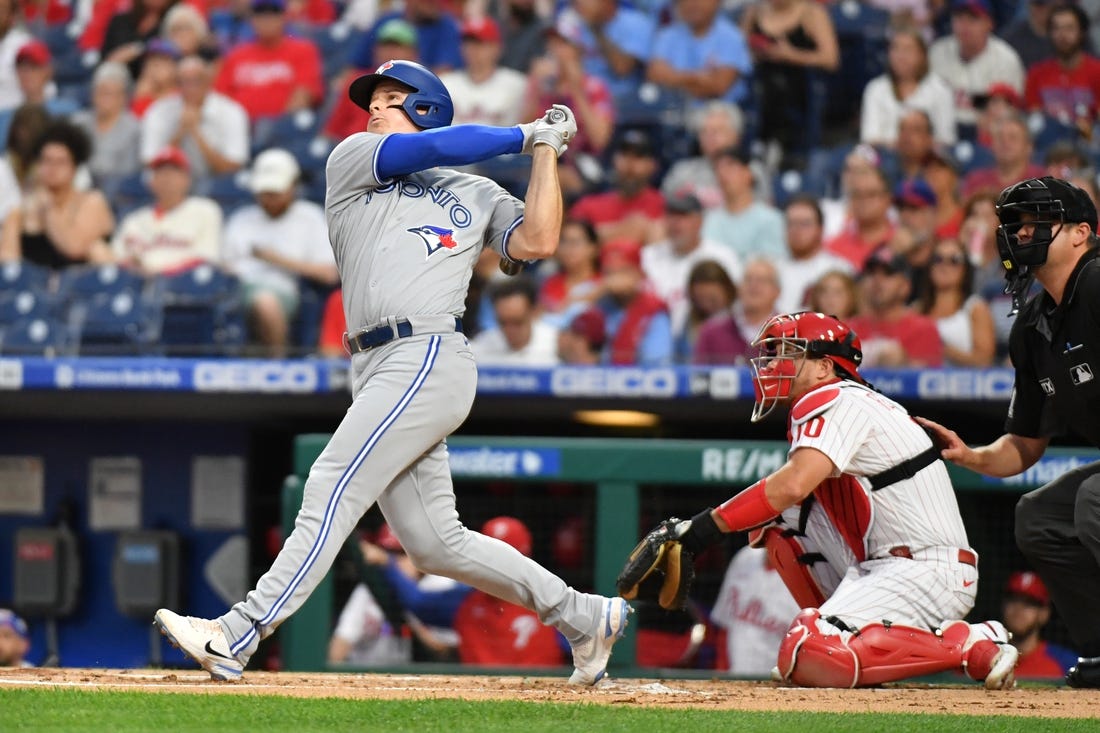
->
xmin=205 ymin=641 xmax=236 ymax=661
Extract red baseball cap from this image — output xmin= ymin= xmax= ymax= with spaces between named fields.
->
xmin=600 ymin=238 xmax=643 ymax=270
xmin=569 ymin=308 xmax=607 ymax=350
xmin=461 ymin=17 xmax=501 ymax=44
xmin=1005 ymin=571 xmax=1049 ymax=605
xmin=148 ymin=146 xmax=190 ymax=172
xmin=986 ymin=82 xmax=1024 ymax=110
xmin=15 ymin=40 xmax=50 ymax=67
xmin=481 ymin=516 xmax=532 ymax=557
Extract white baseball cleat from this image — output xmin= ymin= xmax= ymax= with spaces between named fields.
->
xmin=568 ymin=597 xmax=632 ymax=686
xmin=153 ymin=608 xmax=244 ymax=681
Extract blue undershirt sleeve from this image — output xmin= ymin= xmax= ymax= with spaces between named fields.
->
xmin=376 ymin=125 xmax=525 ymax=179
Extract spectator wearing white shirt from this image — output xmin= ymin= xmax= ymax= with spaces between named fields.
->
xmin=776 ymin=194 xmax=852 ymax=313
xmin=141 ymin=55 xmax=250 ymax=189
xmin=472 ymin=276 xmax=559 ymax=366
xmin=641 ymin=190 xmax=742 ymax=339
xmin=860 ymin=27 xmax=956 ymax=148
xmin=660 ymin=101 xmax=744 ymax=211
xmin=440 ymin=17 xmax=527 ymax=127
xmin=0 ymin=0 xmax=31 ymax=112
xmin=110 ymin=146 xmax=223 ymax=275
xmin=222 ymin=148 xmax=338 ymax=357
xmin=928 ymin=0 xmax=1025 ymax=130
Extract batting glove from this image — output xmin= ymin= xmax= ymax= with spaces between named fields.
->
xmin=518 ymin=104 xmax=577 ymax=157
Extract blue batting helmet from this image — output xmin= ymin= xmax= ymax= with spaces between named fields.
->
xmin=348 ymin=60 xmax=454 ymax=129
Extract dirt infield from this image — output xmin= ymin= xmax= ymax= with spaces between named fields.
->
xmin=1 ymin=668 xmax=1098 ymax=718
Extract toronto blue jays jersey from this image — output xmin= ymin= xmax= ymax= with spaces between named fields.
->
xmin=325 ymin=132 xmax=524 ymax=332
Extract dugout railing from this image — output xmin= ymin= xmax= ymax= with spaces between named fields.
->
xmin=279 ymin=434 xmax=1097 ymax=675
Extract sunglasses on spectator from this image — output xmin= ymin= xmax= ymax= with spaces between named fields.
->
xmin=931 ymin=254 xmax=966 ymax=265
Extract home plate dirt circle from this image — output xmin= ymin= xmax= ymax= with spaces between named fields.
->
xmin=1 ymin=668 xmax=1097 ymax=718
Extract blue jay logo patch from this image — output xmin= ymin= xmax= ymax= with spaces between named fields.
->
xmin=409 ymin=225 xmax=459 ymax=257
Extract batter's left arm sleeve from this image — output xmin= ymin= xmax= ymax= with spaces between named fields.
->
xmin=375 ymin=126 xmax=525 ymax=179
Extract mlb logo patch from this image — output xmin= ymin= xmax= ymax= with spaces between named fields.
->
xmin=1040 ymin=378 xmax=1055 ymax=395
xmin=1072 ymin=363 xmax=1094 ymax=386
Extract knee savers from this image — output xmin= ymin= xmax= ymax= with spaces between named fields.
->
xmin=777 ymin=610 xmax=968 ymax=687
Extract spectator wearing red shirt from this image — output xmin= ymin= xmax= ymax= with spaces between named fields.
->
xmin=847 ymin=244 xmax=943 ymax=367
xmin=961 ymin=113 xmax=1045 ymax=198
xmin=1002 ymin=571 xmax=1078 ymax=680
xmin=823 ymin=167 xmax=895 ymax=271
xmin=569 ymin=129 xmax=664 ymax=246
xmin=453 ymin=517 xmax=565 ymax=667
xmin=214 ymin=0 xmax=323 ymax=120
xmin=1024 ymin=4 xmax=1100 ymax=132
xmin=318 ymin=287 xmax=346 ymax=357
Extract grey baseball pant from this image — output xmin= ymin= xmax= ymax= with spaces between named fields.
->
xmin=217 ymin=331 xmax=604 ymax=663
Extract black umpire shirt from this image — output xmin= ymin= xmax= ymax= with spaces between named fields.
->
xmin=1006 ymin=247 xmax=1100 ymax=447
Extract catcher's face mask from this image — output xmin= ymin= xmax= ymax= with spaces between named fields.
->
xmin=750 ymin=317 xmax=810 ymax=423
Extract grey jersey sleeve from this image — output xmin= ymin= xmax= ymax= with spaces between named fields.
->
xmin=325 ymin=132 xmax=390 ymax=213
xmin=483 ymin=185 xmax=525 ymax=260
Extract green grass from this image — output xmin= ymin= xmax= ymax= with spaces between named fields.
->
xmin=0 ymin=689 xmax=1094 ymax=733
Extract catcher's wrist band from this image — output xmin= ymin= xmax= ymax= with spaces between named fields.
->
xmin=714 ymin=478 xmax=779 ymax=532
xmin=681 ymin=509 xmax=723 ymax=555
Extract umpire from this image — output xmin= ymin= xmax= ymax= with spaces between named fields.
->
xmin=917 ymin=176 xmax=1100 ymax=688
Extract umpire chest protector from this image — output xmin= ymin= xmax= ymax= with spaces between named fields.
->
xmin=1009 ymin=248 xmax=1100 ymax=446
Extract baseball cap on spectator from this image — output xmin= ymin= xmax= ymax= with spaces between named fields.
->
xmin=250 ymin=148 xmax=300 ymax=193
xmin=149 ymin=146 xmax=190 ymax=171
xmin=600 ymin=238 xmax=643 ymax=270
xmin=461 ymin=17 xmax=501 ymax=44
xmin=546 ymin=12 xmax=585 ymax=46
xmin=145 ymin=38 xmax=181 ymax=61
xmin=377 ymin=18 xmax=418 ymax=47
xmin=951 ymin=0 xmax=992 ymax=19
xmin=862 ymin=243 xmax=910 ymax=277
xmin=666 ymin=190 xmax=703 ymax=215
xmin=1005 ymin=571 xmax=1049 ymax=605
xmin=924 ymin=147 xmax=959 ymax=174
xmin=251 ymin=0 xmax=286 ymax=12
xmin=569 ymin=308 xmax=607 ymax=351
xmin=481 ymin=516 xmax=533 ymax=557
xmin=984 ymin=82 xmax=1024 ymax=110
xmin=0 ymin=609 xmax=28 ymax=639
xmin=615 ymin=128 xmax=656 ymax=158
xmin=15 ymin=40 xmax=50 ymax=67
xmin=894 ymin=178 xmax=937 ymax=209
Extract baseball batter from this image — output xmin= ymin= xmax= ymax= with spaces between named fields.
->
xmin=620 ymin=312 xmax=1019 ymax=688
xmin=154 ymin=60 xmax=630 ymax=684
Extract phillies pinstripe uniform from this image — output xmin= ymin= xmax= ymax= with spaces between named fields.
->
xmin=783 ymin=381 xmax=977 ymax=630
xmin=154 ymin=60 xmax=629 ymax=684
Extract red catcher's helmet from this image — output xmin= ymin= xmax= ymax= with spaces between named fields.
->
xmin=481 ymin=516 xmax=533 ymax=557
xmin=749 ymin=312 xmax=864 ymax=422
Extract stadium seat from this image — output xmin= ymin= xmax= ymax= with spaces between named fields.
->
xmin=0 ymin=260 xmax=51 ymax=295
xmin=56 ymin=264 xmax=147 ymax=305
xmin=824 ymin=1 xmax=890 ymax=132
xmin=303 ymin=21 xmax=356 ymax=82
xmin=292 ymin=277 xmax=338 ymax=354
xmin=0 ymin=290 xmax=55 ymax=324
xmin=202 ymin=172 xmax=254 ymax=215
xmin=0 ymin=316 xmax=74 ymax=356
xmin=951 ymin=140 xmax=996 ymax=176
xmin=1029 ymin=113 xmax=1081 ymax=158
xmin=153 ymin=264 xmax=245 ymax=355
xmin=110 ymin=172 xmax=153 ymax=220
xmin=69 ymin=290 xmax=161 ymax=355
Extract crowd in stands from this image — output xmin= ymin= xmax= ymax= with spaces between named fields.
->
xmin=1 ymin=0 xmax=1099 ymax=365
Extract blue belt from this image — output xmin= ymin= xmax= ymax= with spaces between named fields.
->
xmin=346 ymin=317 xmax=463 ymax=354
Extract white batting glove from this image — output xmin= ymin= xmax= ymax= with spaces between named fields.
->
xmin=518 ymin=104 xmax=578 ymax=157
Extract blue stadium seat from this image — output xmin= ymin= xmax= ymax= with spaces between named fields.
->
xmin=202 ymin=173 xmax=254 ymax=215
xmin=824 ymin=1 xmax=890 ymax=130
xmin=153 ymin=264 xmax=245 ymax=355
xmin=292 ymin=278 xmax=338 ymax=354
xmin=0 ymin=316 xmax=74 ymax=356
xmin=772 ymin=169 xmax=827 ymax=208
xmin=303 ymin=21 xmax=356 ymax=81
xmin=251 ymin=110 xmax=323 ymax=159
xmin=111 ymin=172 xmax=153 ymax=220
xmin=0 ymin=290 xmax=55 ymax=324
xmin=56 ymin=264 xmax=147 ymax=305
xmin=69 ymin=290 xmax=161 ymax=355
xmin=1029 ymin=113 xmax=1081 ymax=158
xmin=0 ymin=260 xmax=51 ymax=295
xmin=951 ymin=139 xmax=996 ymax=176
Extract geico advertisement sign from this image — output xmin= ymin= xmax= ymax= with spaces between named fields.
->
xmin=194 ymin=362 xmax=319 ymax=392
xmin=550 ymin=367 xmax=678 ymax=398
xmin=917 ymin=370 xmax=1015 ymax=400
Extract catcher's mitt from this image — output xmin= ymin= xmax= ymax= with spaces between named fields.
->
xmin=616 ymin=518 xmax=695 ymax=611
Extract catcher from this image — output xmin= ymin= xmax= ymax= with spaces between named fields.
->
xmin=618 ymin=311 xmax=1019 ymax=688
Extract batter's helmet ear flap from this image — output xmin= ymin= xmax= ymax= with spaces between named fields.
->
xmin=348 ymin=60 xmax=454 ymax=129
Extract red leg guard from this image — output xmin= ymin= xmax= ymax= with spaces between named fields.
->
xmin=755 ymin=526 xmax=827 ymax=609
xmin=777 ymin=611 xmax=967 ymax=688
